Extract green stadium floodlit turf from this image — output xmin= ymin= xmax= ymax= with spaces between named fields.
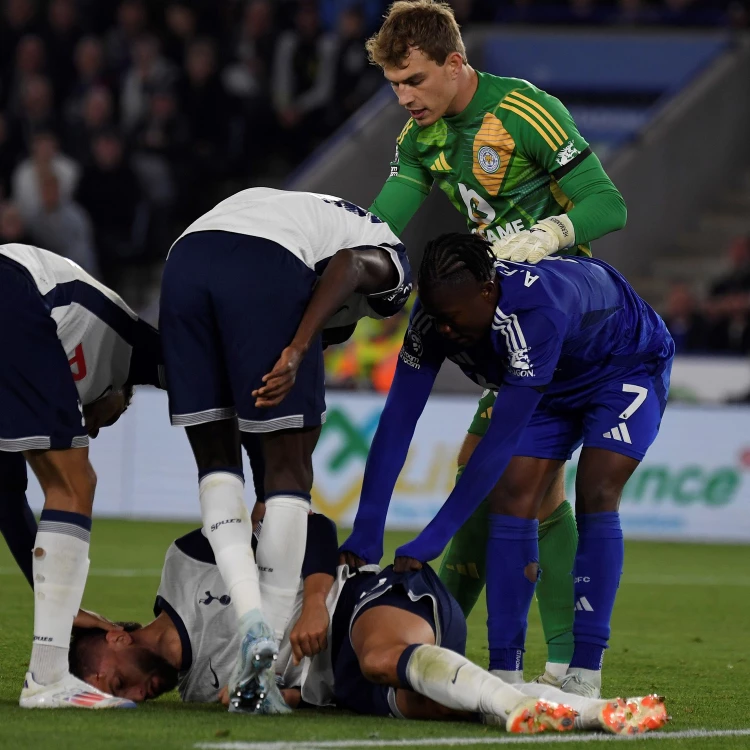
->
xmin=1 ymin=519 xmax=749 ymax=750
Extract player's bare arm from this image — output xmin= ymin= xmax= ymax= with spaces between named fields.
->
xmin=289 ymin=571 xmax=335 ymax=665
xmin=254 ymin=247 xmax=399 ymax=408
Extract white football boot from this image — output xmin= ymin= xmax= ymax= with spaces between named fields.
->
xmin=20 ymin=672 xmax=137 ymax=709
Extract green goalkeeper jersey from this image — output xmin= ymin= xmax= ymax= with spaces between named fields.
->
xmin=371 ymin=71 xmax=626 ymax=253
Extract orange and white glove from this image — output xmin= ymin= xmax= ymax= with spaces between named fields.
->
xmin=492 ymin=214 xmax=575 ymax=264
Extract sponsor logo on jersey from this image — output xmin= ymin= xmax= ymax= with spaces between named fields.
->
xmin=556 ymin=140 xmax=580 ymax=167
xmin=477 ymin=145 xmax=500 ymax=174
xmin=399 ymin=349 xmax=421 ymax=370
xmin=210 ymin=518 xmax=241 ymax=532
xmin=509 ymin=348 xmax=532 ymax=372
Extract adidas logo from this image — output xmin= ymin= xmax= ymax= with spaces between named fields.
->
xmin=430 ymin=152 xmax=452 ymax=172
xmin=575 ymin=596 xmax=594 ymax=612
xmin=602 ymin=422 xmax=631 ymax=444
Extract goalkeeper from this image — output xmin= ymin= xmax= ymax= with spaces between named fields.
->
xmin=343 ymin=0 xmax=626 ymax=686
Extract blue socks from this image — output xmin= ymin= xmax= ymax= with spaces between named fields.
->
xmin=486 ymin=513 xmax=539 ymax=672
xmin=570 ymin=511 xmax=624 ymax=671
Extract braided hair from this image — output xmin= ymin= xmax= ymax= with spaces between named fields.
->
xmin=418 ymin=233 xmax=496 ymax=295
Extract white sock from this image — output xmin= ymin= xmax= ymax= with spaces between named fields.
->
xmin=28 ymin=520 xmax=91 ymax=685
xmin=518 ymin=681 xmax=606 ymax=729
xmin=199 ymin=472 xmax=261 ymax=623
xmin=405 ymin=645 xmax=527 ymax=721
xmin=545 ymin=661 xmax=569 ymax=679
xmin=490 ymin=669 xmax=525 ymax=684
xmin=256 ymin=494 xmax=309 ymax=642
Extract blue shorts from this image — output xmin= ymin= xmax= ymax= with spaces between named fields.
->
xmin=0 ymin=258 xmax=87 ymax=452
xmin=514 ymin=358 xmax=673 ymax=462
xmin=331 ymin=564 xmax=467 ymax=717
xmin=160 ymin=231 xmax=326 ymax=433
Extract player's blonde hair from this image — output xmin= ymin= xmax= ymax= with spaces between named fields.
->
xmin=366 ymin=0 xmax=467 ymax=69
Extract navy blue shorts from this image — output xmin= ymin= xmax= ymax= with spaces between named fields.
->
xmin=515 ymin=359 xmax=673 ymax=462
xmin=0 ymin=258 xmax=87 ymax=452
xmin=160 ymin=231 xmax=326 ymax=433
xmin=331 ymin=564 xmax=467 ymax=717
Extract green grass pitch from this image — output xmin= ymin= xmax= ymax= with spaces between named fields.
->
xmin=1 ymin=519 xmax=749 ymax=749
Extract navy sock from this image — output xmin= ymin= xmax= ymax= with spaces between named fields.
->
xmin=570 ymin=512 xmax=624 ymax=671
xmin=486 ymin=513 xmax=539 ymax=672
xmin=396 ymin=644 xmax=421 ymax=689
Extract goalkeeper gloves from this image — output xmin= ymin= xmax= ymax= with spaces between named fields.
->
xmin=492 ymin=214 xmax=576 ymax=264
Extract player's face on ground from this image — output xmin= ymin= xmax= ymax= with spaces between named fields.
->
xmin=422 ymin=279 xmax=497 ymax=346
xmin=84 ymin=631 xmax=179 ymax=702
xmin=384 ymin=49 xmax=462 ymax=126
xmin=83 ymin=389 xmax=127 ymax=438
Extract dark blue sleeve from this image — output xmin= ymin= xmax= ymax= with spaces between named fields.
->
xmin=301 ymin=514 xmax=339 ymax=579
xmin=0 ymin=453 xmax=35 ymax=588
xmin=395 ymin=383 xmax=543 ymax=563
xmin=125 ymin=319 xmax=164 ymax=388
xmin=339 ymin=311 xmax=444 ymax=564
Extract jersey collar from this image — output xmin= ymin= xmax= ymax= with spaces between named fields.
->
xmin=443 ymin=70 xmax=488 ymax=131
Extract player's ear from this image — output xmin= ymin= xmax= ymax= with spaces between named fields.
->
xmin=105 ymin=629 xmax=134 ymax=648
xmin=446 ymin=51 xmax=463 ymax=78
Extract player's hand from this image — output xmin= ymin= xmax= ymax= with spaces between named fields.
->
xmin=393 ymin=556 xmax=422 ymax=573
xmin=218 ymin=685 xmax=229 ymax=706
xmin=492 ymin=214 xmax=575 ymax=264
xmin=73 ymin=608 xmax=124 ymax=631
xmin=289 ymin=599 xmax=329 ymax=665
xmin=339 ymin=550 xmax=366 ymax=570
xmin=253 ymin=345 xmax=305 ymax=408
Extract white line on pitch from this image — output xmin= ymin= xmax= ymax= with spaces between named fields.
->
xmin=195 ymin=728 xmax=750 ymax=749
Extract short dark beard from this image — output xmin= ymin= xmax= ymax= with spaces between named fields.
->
xmin=132 ymin=647 xmax=179 ymax=698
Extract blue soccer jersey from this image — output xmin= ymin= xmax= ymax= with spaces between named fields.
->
xmin=400 ymin=256 xmax=672 ymax=394
xmin=342 ymin=256 xmax=674 ymax=565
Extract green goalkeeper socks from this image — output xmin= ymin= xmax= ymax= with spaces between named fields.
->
xmin=438 ymin=466 xmax=577 ymax=666
xmin=537 ymin=499 xmax=577 ymax=666
xmin=438 ymin=468 xmax=489 ymax=617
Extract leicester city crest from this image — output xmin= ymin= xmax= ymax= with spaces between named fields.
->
xmin=478 ymin=146 xmax=500 ymax=174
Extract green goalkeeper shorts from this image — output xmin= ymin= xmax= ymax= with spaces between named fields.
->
xmin=467 ymin=389 xmax=497 ymax=439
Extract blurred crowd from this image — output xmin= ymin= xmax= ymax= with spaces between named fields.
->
xmin=0 ymin=0 xmax=392 ymax=311
xmin=663 ymin=236 xmax=750 ymax=357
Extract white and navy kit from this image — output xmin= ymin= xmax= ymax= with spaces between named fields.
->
xmin=159 ymin=188 xmax=411 ymax=433
xmin=156 ymin=518 xmax=466 ymax=716
xmin=0 ymin=243 xmax=162 ymax=452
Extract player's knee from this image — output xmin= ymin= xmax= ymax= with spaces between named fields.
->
xmin=358 ymin=646 xmax=401 ymax=686
xmin=576 ymin=478 xmax=621 ymax=513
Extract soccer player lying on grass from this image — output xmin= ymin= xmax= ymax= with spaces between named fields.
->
xmin=0 ymin=242 xmax=163 ymax=710
xmin=67 ymin=513 xmax=668 ymax=735
xmin=340 ymin=233 xmax=675 ymax=699
xmin=159 ymin=188 xmax=412 ymax=714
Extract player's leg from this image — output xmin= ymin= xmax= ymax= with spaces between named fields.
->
xmin=563 ymin=362 xmax=672 ymax=698
xmin=517 ymin=681 xmax=669 ymax=734
xmin=256 ymin=425 xmax=321 ymax=641
xmin=484 ymin=455 xmax=563 ymax=684
xmin=0 ymin=259 xmax=132 ymax=709
xmin=535 ymin=466 xmax=577 ymax=680
xmin=0 ymin=452 xmax=36 ymax=588
xmin=346 ymin=567 xmax=575 ymax=733
xmin=160 ymin=233 xmax=287 ymax=712
xmin=439 ymin=390 xmax=577 ymax=678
